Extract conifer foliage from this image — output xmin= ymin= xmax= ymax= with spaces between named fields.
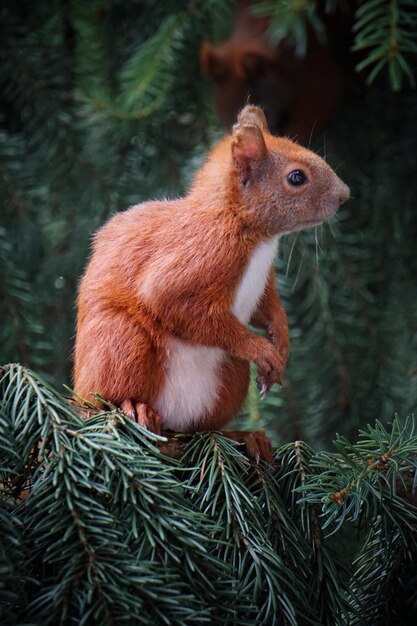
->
xmin=1 ymin=1 xmax=417 ymax=624
xmin=1 ymin=363 xmax=417 ymax=625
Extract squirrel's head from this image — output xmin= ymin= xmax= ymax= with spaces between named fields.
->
xmin=230 ymin=105 xmax=350 ymax=236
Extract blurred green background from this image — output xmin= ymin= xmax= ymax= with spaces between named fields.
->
xmin=1 ymin=0 xmax=416 ymax=448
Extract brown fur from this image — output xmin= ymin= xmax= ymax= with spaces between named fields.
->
xmin=73 ymin=105 xmax=349 ymax=432
xmin=200 ymin=0 xmax=350 ymax=142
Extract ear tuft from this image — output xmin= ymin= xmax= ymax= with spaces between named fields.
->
xmin=236 ymin=105 xmax=269 ymax=133
xmin=231 ymin=123 xmax=267 ymax=183
xmin=200 ymin=42 xmax=226 ymax=82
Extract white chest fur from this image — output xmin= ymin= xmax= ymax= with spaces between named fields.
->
xmin=155 ymin=236 xmax=279 ymax=431
xmin=232 ymin=236 xmax=279 ymax=324
xmin=154 ymin=341 xmax=224 ymax=431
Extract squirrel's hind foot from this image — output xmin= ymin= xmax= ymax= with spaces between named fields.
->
xmin=120 ymin=399 xmax=161 ymax=435
xmin=222 ymin=429 xmax=273 ymax=463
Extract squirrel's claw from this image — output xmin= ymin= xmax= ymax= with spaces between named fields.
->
xmin=120 ymin=398 xmax=136 ymax=420
xmin=257 ymin=374 xmax=271 ymax=399
xmin=257 ymin=372 xmax=283 ymax=399
xmin=259 ymin=380 xmax=270 ymax=400
xmin=136 ymin=402 xmax=162 ymax=435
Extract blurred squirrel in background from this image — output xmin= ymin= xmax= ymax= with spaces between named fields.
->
xmin=201 ymin=0 xmax=353 ymax=143
xmin=74 ymin=105 xmax=349 ymax=460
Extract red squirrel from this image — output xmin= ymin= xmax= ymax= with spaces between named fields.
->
xmin=73 ymin=105 xmax=349 ymax=460
xmin=201 ymin=0 xmax=349 ymax=142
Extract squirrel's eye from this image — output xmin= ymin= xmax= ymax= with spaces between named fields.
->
xmin=287 ymin=170 xmax=307 ymax=186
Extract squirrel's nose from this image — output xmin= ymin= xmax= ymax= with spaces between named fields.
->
xmin=335 ymin=179 xmax=350 ymax=206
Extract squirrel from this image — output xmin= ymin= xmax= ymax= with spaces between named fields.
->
xmin=73 ymin=105 xmax=349 ymax=461
xmin=200 ymin=0 xmax=353 ymax=142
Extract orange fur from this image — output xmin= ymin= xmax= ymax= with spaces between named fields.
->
xmin=73 ymin=106 xmax=349 ymax=432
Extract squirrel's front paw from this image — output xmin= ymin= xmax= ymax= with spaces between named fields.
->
xmin=255 ymin=343 xmax=284 ymax=399
xmin=266 ymin=321 xmax=290 ymax=368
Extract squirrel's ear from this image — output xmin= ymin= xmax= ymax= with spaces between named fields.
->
xmin=200 ymin=42 xmax=226 ymax=82
xmin=231 ymin=122 xmax=267 ymax=184
xmin=236 ymin=105 xmax=269 ymax=133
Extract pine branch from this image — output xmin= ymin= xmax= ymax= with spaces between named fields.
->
xmin=276 ymin=441 xmax=351 ymax=625
xmin=181 ymin=433 xmax=311 ymax=625
xmin=300 ymin=416 xmax=417 ymax=532
xmin=253 ymin=0 xmax=417 ymax=89
xmin=252 ymin=0 xmax=327 ymax=55
xmin=0 ymin=502 xmax=26 ymax=623
xmin=353 ymin=0 xmax=417 ymax=90
xmin=348 ymin=517 xmax=404 ymax=625
xmin=85 ymin=0 xmax=232 ymax=121
xmin=0 ymin=365 xmax=215 ymax=624
xmin=1 ymin=364 xmax=417 ymax=624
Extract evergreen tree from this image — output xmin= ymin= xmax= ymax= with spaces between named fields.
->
xmin=1 ymin=0 xmax=416 ymax=446
xmin=1 ymin=1 xmax=417 ymax=623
